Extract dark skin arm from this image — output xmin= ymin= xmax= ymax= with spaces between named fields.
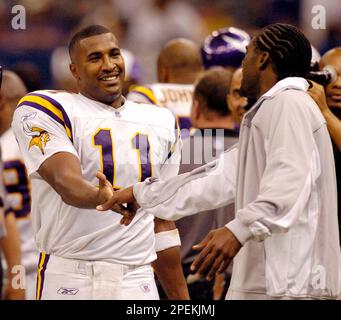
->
xmin=97 ymin=185 xmax=140 ymax=225
xmin=308 ymin=81 xmax=341 ymax=151
xmin=38 ymin=152 xmax=128 ymax=214
xmin=0 ymin=211 xmax=25 ymax=300
xmin=39 ymin=153 xmax=188 ymax=297
xmin=96 ymin=187 xmax=189 ymax=299
xmin=152 ymin=218 xmax=189 ymax=300
xmin=97 ymin=185 xmax=137 ymax=224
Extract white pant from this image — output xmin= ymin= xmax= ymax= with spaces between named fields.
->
xmin=226 ymin=289 xmax=317 ymax=300
xmin=26 ymin=270 xmax=37 ymax=300
xmin=36 ymin=253 xmax=159 ymax=300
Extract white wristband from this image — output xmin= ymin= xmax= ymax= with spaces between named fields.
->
xmin=155 ymin=229 xmax=181 ymax=252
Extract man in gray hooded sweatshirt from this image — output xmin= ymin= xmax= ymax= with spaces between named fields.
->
xmin=98 ymin=23 xmax=340 ymax=300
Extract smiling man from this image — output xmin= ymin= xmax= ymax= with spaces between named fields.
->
xmin=11 ymin=25 xmax=188 ymax=300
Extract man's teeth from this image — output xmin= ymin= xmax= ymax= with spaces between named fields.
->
xmin=102 ymin=76 xmax=118 ymax=81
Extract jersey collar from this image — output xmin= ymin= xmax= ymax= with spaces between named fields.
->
xmin=78 ymin=93 xmax=127 ymax=112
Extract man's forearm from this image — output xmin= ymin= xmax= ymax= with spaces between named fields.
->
xmin=152 ymin=246 xmax=189 ymax=300
xmin=38 ymin=153 xmax=112 ymax=209
xmin=153 ymin=219 xmax=189 ymax=300
xmin=53 ymin=174 xmax=101 ymax=209
xmin=0 ymin=212 xmax=21 ymax=278
xmin=0 ymin=212 xmax=26 ymax=300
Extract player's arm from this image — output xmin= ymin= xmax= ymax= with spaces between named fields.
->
xmin=38 ymin=152 xmax=113 ymax=209
xmin=146 ymin=116 xmax=188 ymax=300
xmin=0 ymin=210 xmax=25 ymax=300
xmin=12 ymin=102 xmax=128 ymax=213
xmin=308 ymin=81 xmax=341 ymax=150
xmin=152 ymin=218 xmax=189 ymax=300
xmin=12 ymin=101 xmax=110 ymax=209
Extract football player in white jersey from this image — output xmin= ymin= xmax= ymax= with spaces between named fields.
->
xmin=0 ymin=70 xmax=25 ymax=300
xmin=12 ymin=25 xmax=188 ymax=300
xmin=127 ymin=38 xmax=203 ymax=135
xmin=0 ymin=70 xmax=39 ymax=300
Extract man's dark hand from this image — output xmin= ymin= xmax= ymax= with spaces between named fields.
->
xmin=95 ymin=179 xmax=139 ymax=225
xmin=190 ymin=227 xmax=242 ymax=281
xmin=308 ymin=80 xmax=329 ymax=114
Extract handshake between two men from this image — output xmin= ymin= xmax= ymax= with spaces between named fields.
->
xmin=94 ymin=171 xmax=242 ymax=282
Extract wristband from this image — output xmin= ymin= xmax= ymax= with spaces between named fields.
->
xmin=155 ymin=228 xmax=181 ymax=252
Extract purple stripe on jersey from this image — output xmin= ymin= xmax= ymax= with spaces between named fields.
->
xmin=132 ymin=134 xmax=152 ymax=181
xmin=17 ymin=100 xmax=65 ymax=128
xmin=29 ymin=93 xmax=73 ymax=135
xmin=93 ymin=130 xmax=114 ymax=183
xmin=35 ymin=253 xmax=41 ymax=300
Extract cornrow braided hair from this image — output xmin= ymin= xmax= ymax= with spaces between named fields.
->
xmin=255 ymin=23 xmax=312 ymax=80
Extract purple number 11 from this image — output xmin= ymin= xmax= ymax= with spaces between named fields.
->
xmin=93 ymin=129 xmax=153 ymax=188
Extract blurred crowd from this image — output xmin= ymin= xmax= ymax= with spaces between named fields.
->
xmin=0 ymin=0 xmax=340 ymax=89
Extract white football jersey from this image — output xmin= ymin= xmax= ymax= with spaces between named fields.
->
xmin=1 ymin=129 xmax=39 ymax=273
xmin=12 ymin=90 xmax=180 ymax=265
xmin=127 ymin=83 xmax=193 ymax=132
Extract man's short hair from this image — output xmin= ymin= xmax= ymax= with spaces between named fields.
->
xmin=194 ymin=67 xmax=232 ymax=117
xmin=255 ymin=23 xmax=312 ymax=80
xmin=68 ymin=25 xmax=111 ymax=59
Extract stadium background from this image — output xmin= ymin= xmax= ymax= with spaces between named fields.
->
xmin=0 ymin=0 xmax=340 ymax=90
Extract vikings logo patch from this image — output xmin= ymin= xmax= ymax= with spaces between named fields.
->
xmin=21 ymin=112 xmax=50 ymax=155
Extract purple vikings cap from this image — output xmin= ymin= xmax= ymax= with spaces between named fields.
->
xmin=201 ymin=27 xmax=251 ymax=69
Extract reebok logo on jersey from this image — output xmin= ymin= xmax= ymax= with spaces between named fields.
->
xmin=140 ymin=283 xmax=151 ymax=293
xmin=57 ymin=287 xmax=79 ymax=295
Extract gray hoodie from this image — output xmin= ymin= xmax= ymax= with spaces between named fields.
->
xmin=134 ymin=77 xmax=340 ymax=299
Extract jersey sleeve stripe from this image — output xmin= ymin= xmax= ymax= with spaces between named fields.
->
xmin=17 ymin=100 xmax=64 ymax=128
xmin=17 ymin=94 xmax=73 ymax=141
xmin=30 ymin=93 xmax=73 ymax=132
xmin=130 ymin=86 xmax=158 ymax=105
